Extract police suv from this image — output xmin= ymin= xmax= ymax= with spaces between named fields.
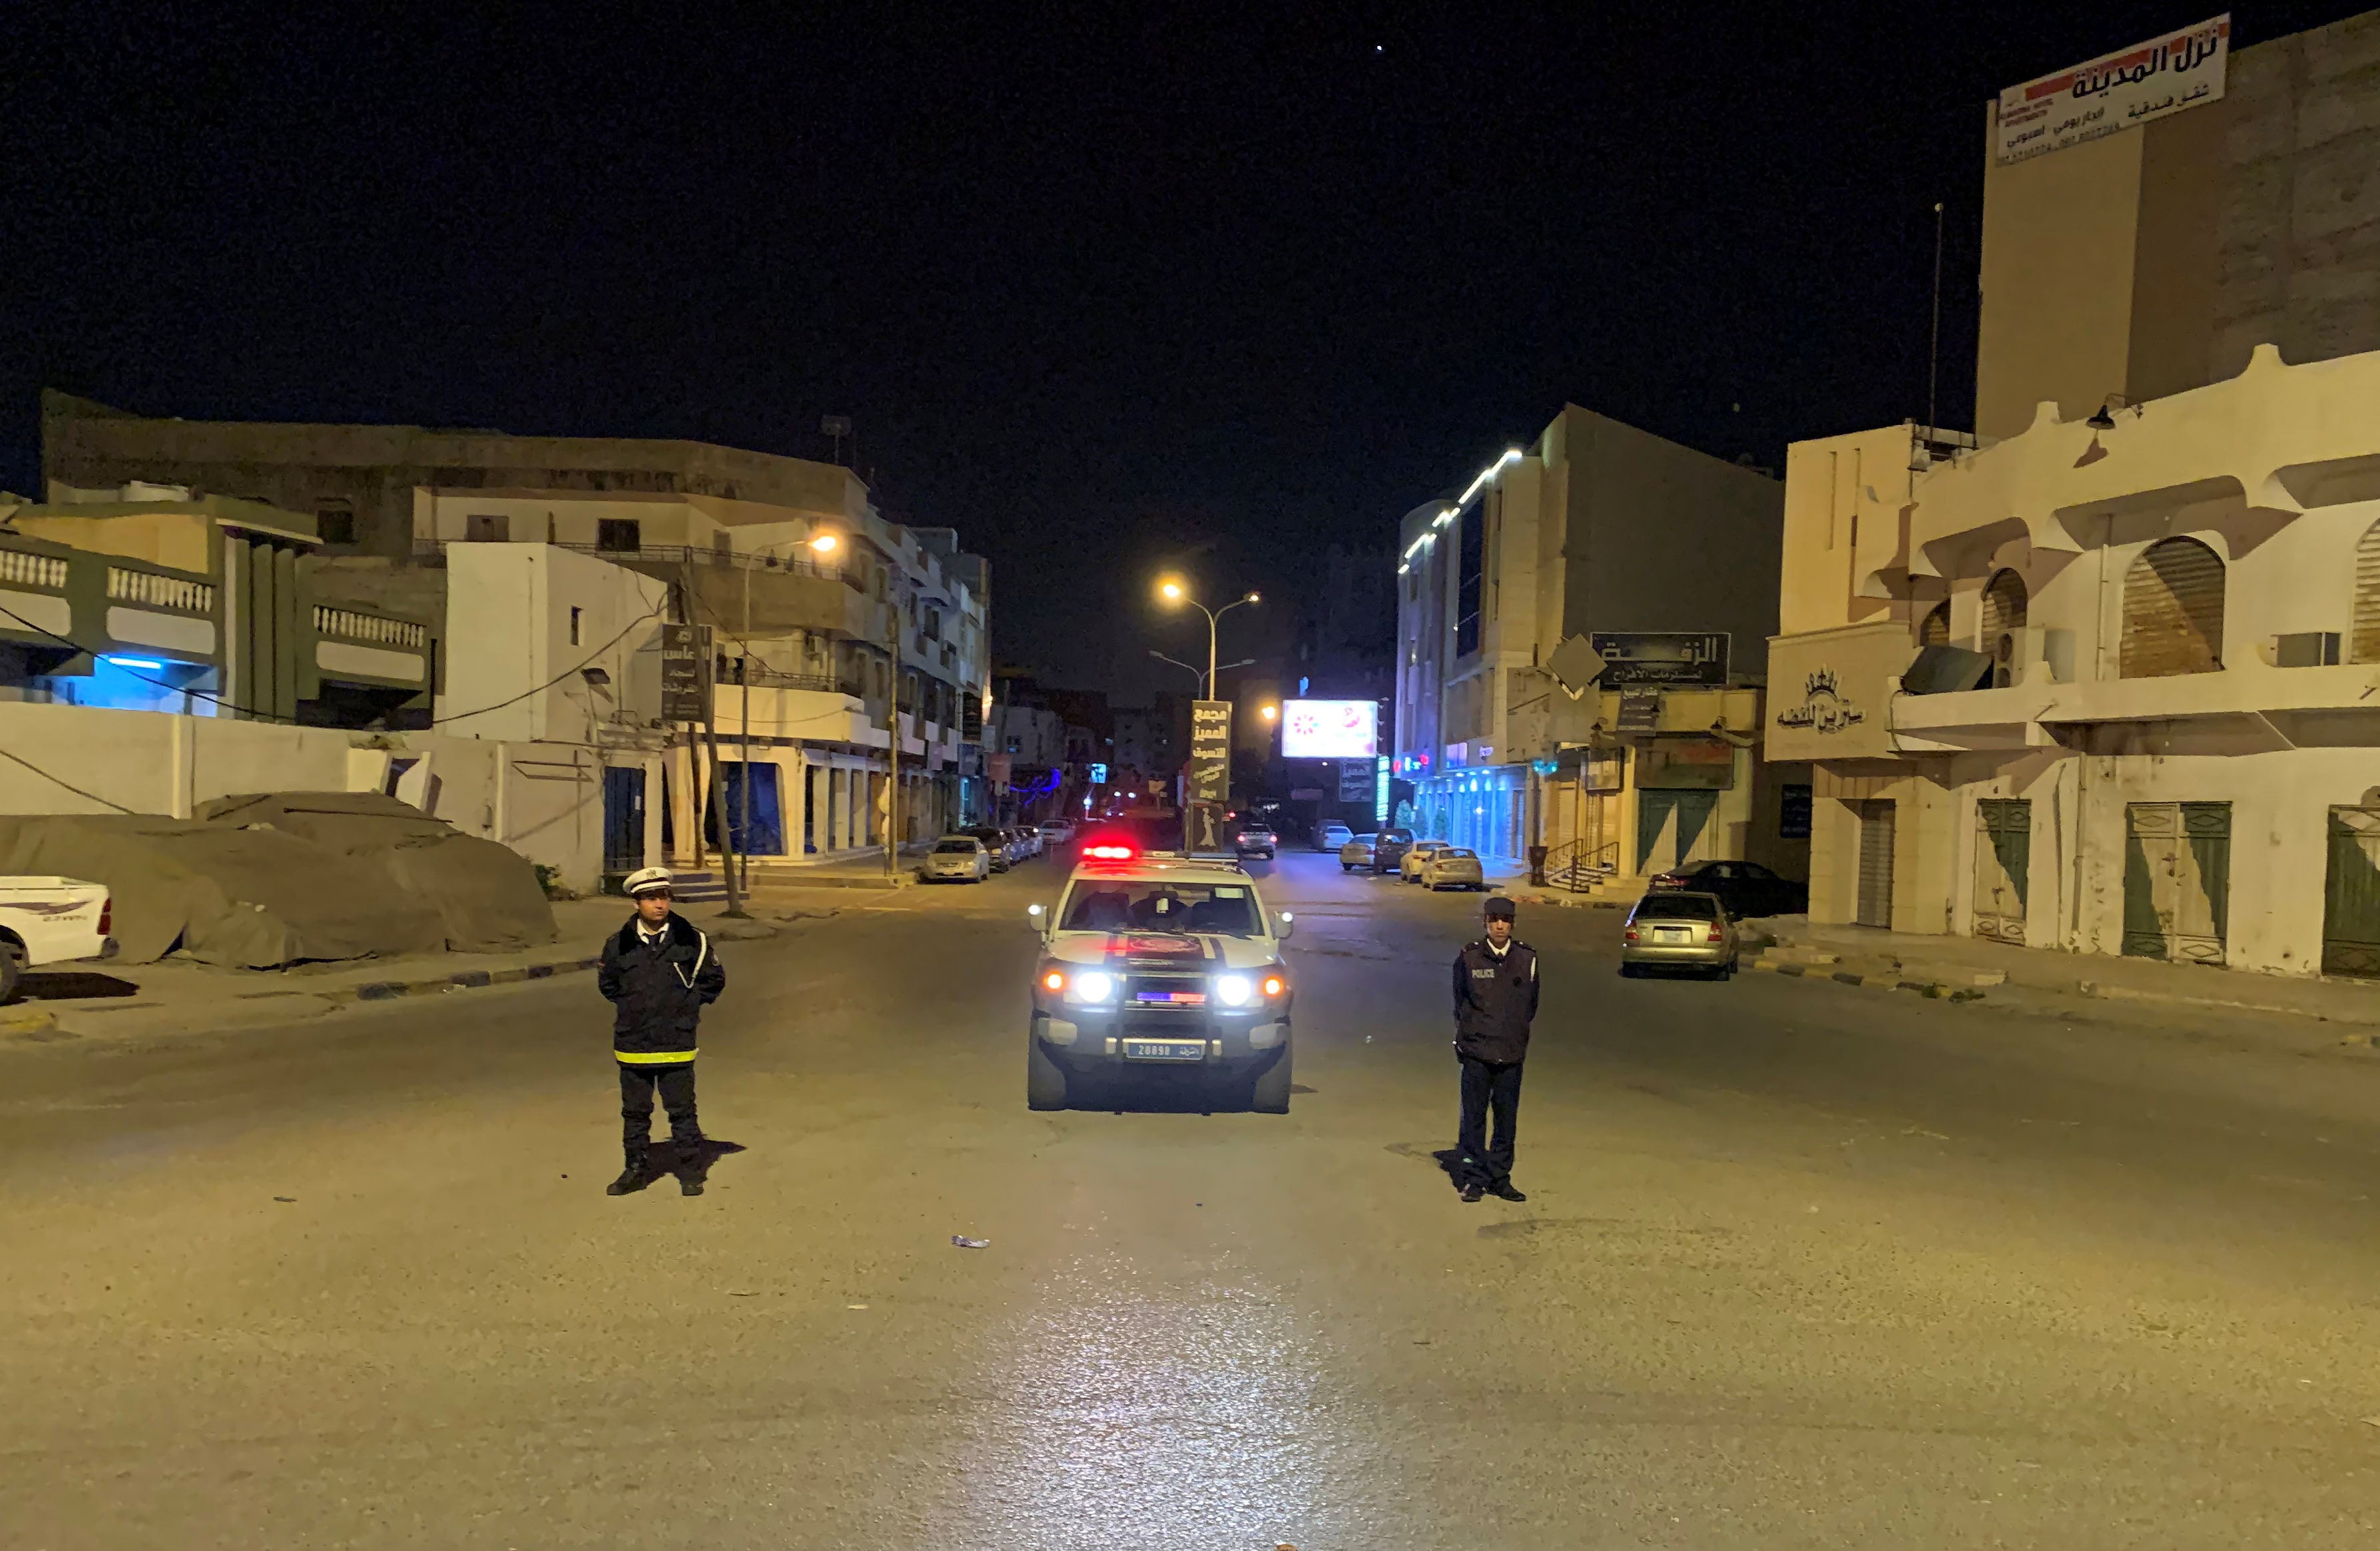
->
xmin=1025 ymin=842 xmax=1296 ymax=1112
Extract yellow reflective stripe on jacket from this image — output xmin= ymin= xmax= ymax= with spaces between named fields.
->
xmin=616 ymin=1049 xmax=697 ymax=1065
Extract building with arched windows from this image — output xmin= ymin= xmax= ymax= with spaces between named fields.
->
xmin=1767 ymin=344 xmax=2380 ymax=976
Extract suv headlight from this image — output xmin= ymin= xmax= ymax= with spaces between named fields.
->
xmin=1069 ymin=970 xmax=1117 ymax=1004
xmin=1213 ymin=974 xmax=1253 ymax=1007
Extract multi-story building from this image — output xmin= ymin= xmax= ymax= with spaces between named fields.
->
xmin=1766 ymin=9 xmax=2380 ymax=977
xmin=1393 ymin=406 xmax=1787 ymax=876
xmin=1771 ymin=344 xmax=2380 ymax=975
xmin=40 ymin=397 xmax=993 ymax=864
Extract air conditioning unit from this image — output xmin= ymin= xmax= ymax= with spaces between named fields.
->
xmin=1987 ymin=627 xmax=2074 ymax=687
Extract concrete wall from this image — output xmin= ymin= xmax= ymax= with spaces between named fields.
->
xmin=437 ymin=545 xmax=668 ymax=744
xmin=0 ymin=699 xmax=656 ymax=892
xmin=1777 ymin=426 xmax=1919 ymax=637
xmin=1560 ymin=406 xmax=1785 ymax=679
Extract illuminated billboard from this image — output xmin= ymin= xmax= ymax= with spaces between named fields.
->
xmin=1279 ymin=699 xmax=1378 ymax=761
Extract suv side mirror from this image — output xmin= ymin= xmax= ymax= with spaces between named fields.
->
xmin=1028 ymin=901 xmax=1051 ymax=940
xmin=1277 ymin=910 xmax=1295 ymax=940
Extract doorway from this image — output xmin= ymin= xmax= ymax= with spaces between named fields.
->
xmin=1854 ymin=800 xmax=1895 ymax=928
xmin=601 ymin=767 xmax=646 ymax=873
xmin=1972 ymin=798 xmax=2029 ymax=943
xmin=2122 ymin=801 xmax=2230 ymax=962
xmin=718 ymin=762 xmax=785 ymax=857
xmin=2322 ymin=806 xmax=2380 ymax=976
xmin=1636 ymin=788 xmax=1717 ymax=875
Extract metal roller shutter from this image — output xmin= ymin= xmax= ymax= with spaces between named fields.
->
xmin=1980 ymin=569 xmax=2027 ymax=638
xmin=1855 ymin=800 xmax=1895 ymax=928
xmin=2353 ymin=522 xmax=2380 ymax=664
xmin=2120 ymin=537 xmax=2224 ymax=678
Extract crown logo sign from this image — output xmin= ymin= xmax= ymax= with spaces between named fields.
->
xmin=1804 ymin=667 xmax=1839 ymax=698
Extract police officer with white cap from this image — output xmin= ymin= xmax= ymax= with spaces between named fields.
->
xmin=1448 ymin=893 xmax=1539 ymax=1203
xmin=597 ymin=868 xmax=727 ymax=1196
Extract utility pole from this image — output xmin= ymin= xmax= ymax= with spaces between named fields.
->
xmin=885 ymin=589 xmax=902 ymax=878
xmin=681 ymin=565 xmax=744 ymax=918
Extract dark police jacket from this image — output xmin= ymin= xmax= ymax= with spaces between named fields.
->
xmin=597 ymin=913 xmax=726 ymax=1065
xmin=1451 ymin=937 xmax=1540 ymax=1064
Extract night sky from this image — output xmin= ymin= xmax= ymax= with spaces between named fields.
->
xmin=5 ymin=3 xmax=2366 ymax=694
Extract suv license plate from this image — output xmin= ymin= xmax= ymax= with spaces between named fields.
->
xmin=1121 ymin=1039 xmax=1206 ymax=1062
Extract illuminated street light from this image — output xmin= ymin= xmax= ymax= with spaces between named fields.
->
xmin=808 ymin=532 xmax=839 ymax=554
xmin=1260 ymin=704 xmax=1279 ymax=723
xmin=1152 ymin=578 xmax=1261 ymax=695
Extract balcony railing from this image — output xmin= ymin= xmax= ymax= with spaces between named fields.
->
xmin=0 ymin=547 xmax=70 ymax=592
xmin=717 ymin=662 xmax=842 ymax=693
xmin=314 ymin=605 xmax=428 ymax=650
xmin=108 ymin=565 xmax=216 ymax=615
xmin=414 ymin=538 xmax=850 ymax=586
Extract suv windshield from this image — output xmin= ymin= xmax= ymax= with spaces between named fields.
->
xmin=1061 ymin=881 xmax=1265 ymax=936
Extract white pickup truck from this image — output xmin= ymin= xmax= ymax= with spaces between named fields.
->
xmin=0 ymin=876 xmax=115 ymax=1001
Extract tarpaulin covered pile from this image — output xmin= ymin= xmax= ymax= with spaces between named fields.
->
xmin=196 ymin=792 xmax=557 ymax=956
xmin=0 ymin=794 xmax=557 ymax=968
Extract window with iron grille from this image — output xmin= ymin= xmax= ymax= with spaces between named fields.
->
xmin=2120 ymin=537 xmax=2224 ymax=677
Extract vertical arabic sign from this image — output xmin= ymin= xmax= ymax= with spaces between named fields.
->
xmin=1188 ymin=699 xmax=1231 ymax=803
xmin=1995 ymin=14 xmax=2229 ymax=164
xmin=660 ymin=623 xmax=709 ymax=723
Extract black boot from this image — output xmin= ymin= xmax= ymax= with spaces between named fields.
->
xmin=606 ymin=1144 xmax=653 ymax=1195
xmin=671 ymin=1133 xmax=707 ymax=1197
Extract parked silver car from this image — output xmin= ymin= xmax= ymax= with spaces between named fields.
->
xmin=1339 ymin=833 xmax=1378 ymax=872
xmin=925 ymin=835 xmax=991 ymax=883
xmin=1620 ymin=890 xmax=1738 ymax=978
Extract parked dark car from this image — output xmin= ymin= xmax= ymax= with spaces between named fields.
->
xmin=1645 ymin=860 xmax=1808 ymax=919
xmin=1370 ymin=826 xmax=1416 ymax=874
xmin=958 ymin=826 xmax=1014 ymax=872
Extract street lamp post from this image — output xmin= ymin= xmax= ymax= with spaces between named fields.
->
xmin=1147 ymin=649 xmax=1254 ymax=698
xmin=1157 ymin=580 xmax=1260 ymax=691
xmin=804 ymin=530 xmax=897 ymax=874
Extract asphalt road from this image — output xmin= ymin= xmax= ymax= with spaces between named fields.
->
xmin=7 ymin=848 xmax=2380 ymax=1549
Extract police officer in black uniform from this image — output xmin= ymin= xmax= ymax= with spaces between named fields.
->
xmin=597 ymin=868 xmax=727 ymax=1197
xmin=1449 ymin=894 xmax=1540 ymax=1203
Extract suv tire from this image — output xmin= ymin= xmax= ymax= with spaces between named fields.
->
xmin=1026 ymin=1031 xmax=1069 ymax=1110
xmin=1249 ymin=1040 xmax=1292 ymax=1114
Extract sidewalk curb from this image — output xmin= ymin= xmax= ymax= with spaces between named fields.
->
xmin=330 ymin=956 xmax=604 ymax=1006
xmin=1745 ymin=956 xmax=1986 ymax=1003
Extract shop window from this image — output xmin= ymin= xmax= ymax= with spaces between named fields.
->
xmin=2120 ymin=537 xmax=2225 ymax=678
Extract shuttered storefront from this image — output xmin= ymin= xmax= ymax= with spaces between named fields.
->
xmin=2122 ymin=801 xmax=2231 ymax=962
xmin=2119 ymin=537 xmax=2225 ymax=678
xmin=1855 ymin=800 xmax=1895 ymax=928
xmin=1972 ymin=798 xmax=2029 ymax=943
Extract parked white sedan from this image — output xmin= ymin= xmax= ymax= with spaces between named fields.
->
xmin=1418 ymin=847 xmax=1486 ymax=891
xmin=1399 ymin=840 xmax=1452 ymax=882
xmin=0 ymin=876 xmax=115 ymax=1000
xmin=924 ymin=836 xmax=992 ymax=883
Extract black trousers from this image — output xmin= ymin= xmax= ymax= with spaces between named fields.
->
xmin=1453 ymin=1054 xmax=1524 ymax=1188
xmin=618 ymin=1062 xmax=700 ymax=1149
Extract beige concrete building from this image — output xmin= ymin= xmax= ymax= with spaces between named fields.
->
xmin=1769 ymin=343 xmax=2380 ymax=976
xmin=1977 ymin=9 xmax=2380 ymax=439
xmin=1393 ymin=406 xmax=1797 ymax=881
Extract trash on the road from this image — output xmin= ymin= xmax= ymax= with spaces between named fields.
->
xmin=2363 ymin=1416 xmax=2380 ymax=1428
xmin=848 ymin=1303 xmax=869 ymax=1310
xmin=950 ymin=1235 xmax=991 ymax=1249
xmin=273 ymin=1196 xmax=296 ymax=1203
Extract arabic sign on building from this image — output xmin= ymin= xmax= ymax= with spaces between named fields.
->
xmin=1765 ymin=624 xmax=1905 ymax=761
xmin=1995 ymin=13 xmax=2230 ymax=164
xmin=1187 ymin=699 xmax=1231 ymax=803
xmin=1616 ymin=688 xmax=1663 ymax=733
xmin=659 ymin=622 xmax=710 ymax=722
xmin=1589 ymin=631 xmax=1729 ymax=687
